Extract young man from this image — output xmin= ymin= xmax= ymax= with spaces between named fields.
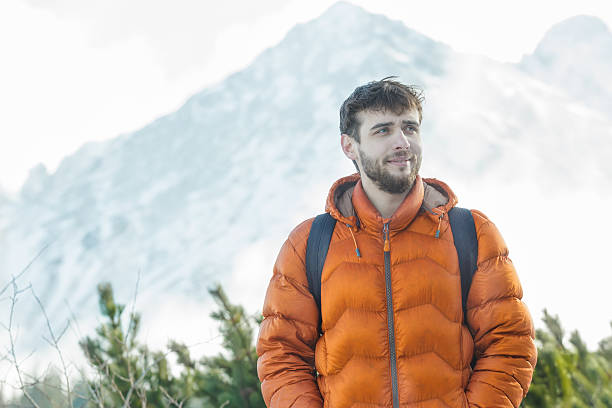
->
xmin=256 ymin=78 xmax=537 ymax=407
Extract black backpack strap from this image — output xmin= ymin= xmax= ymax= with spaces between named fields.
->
xmin=448 ymin=207 xmax=478 ymax=321
xmin=305 ymin=213 xmax=337 ymax=328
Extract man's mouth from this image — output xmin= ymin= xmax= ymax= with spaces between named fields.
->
xmin=387 ymin=156 xmax=412 ymax=167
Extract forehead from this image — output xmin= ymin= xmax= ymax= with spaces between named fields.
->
xmin=357 ymin=108 xmax=420 ymax=128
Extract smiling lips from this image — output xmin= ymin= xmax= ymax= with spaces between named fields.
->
xmin=387 ymin=156 xmax=412 ymax=167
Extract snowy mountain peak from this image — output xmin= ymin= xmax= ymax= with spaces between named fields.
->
xmin=519 ymin=15 xmax=612 ymax=114
xmin=530 ymin=15 xmax=612 ymax=62
xmin=306 ymin=1 xmax=438 ymax=46
xmin=239 ymin=1 xmax=451 ymax=88
xmin=20 ymin=163 xmax=50 ymax=198
xmin=0 ymin=186 xmax=10 ymax=207
xmin=318 ymin=1 xmax=371 ymax=21
xmin=538 ymin=15 xmax=610 ymax=47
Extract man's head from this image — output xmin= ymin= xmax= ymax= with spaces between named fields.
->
xmin=339 ymin=77 xmax=424 ymax=194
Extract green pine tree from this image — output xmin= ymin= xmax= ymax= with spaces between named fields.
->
xmin=522 ymin=310 xmax=612 ymax=407
xmin=185 ymin=284 xmax=265 ymax=408
xmin=79 ymin=282 xmax=190 ymax=407
xmin=77 ymin=282 xmax=265 ymax=407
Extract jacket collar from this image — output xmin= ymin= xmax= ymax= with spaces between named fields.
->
xmin=325 ymin=173 xmax=360 ymax=227
xmin=325 ymin=173 xmax=458 ymax=233
xmin=352 ymin=175 xmax=424 ymax=232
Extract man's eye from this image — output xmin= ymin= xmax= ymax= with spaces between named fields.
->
xmin=375 ymin=128 xmax=388 ymax=134
xmin=403 ymin=126 xmax=417 ymax=133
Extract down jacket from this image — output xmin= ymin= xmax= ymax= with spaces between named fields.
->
xmin=256 ymin=174 xmax=537 ymax=408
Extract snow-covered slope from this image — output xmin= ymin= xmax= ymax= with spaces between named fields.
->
xmin=520 ymin=15 xmax=612 ymax=114
xmin=1 ymin=2 xmax=611 ymax=370
xmin=0 ymin=188 xmax=12 ymax=231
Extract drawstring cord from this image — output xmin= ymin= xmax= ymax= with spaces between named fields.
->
xmin=346 ymin=223 xmax=361 ymax=258
xmin=435 ymin=212 xmax=445 ymax=238
xmin=425 ymin=207 xmax=445 ymax=239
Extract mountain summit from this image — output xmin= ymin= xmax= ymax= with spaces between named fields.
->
xmin=520 ymin=15 xmax=612 ymax=113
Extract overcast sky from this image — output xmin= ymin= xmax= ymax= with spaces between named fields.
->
xmin=1 ymin=0 xmax=611 ymax=193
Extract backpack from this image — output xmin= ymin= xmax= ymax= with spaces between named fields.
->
xmin=305 ymin=207 xmax=478 ymax=328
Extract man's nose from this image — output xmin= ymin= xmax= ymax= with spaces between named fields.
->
xmin=393 ymin=129 xmax=411 ymax=149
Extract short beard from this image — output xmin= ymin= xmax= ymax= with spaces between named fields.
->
xmin=359 ymin=148 xmax=420 ymax=194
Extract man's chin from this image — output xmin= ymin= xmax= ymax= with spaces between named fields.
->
xmin=376 ymin=175 xmax=415 ymax=195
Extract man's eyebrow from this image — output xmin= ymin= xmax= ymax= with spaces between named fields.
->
xmin=369 ymin=122 xmax=394 ymax=131
xmin=369 ymin=120 xmax=419 ymax=131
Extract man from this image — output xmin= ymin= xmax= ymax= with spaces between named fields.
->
xmin=256 ymin=78 xmax=537 ymax=407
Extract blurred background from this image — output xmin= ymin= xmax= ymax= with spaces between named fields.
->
xmin=1 ymin=0 xmax=611 ymax=403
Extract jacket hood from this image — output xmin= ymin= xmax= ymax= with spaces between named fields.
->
xmin=325 ymin=173 xmax=458 ymax=232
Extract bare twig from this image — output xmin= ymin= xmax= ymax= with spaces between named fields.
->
xmin=5 ymin=276 xmax=41 ymax=408
xmin=63 ymin=299 xmax=84 ymax=340
xmin=118 ymin=339 xmax=205 ymax=408
xmin=0 ymin=244 xmax=52 ymax=406
xmin=160 ymin=385 xmax=185 ymax=408
xmin=74 ymin=362 xmax=105 ymax=408
xmin=121 ymin=270 xmax=143 ymax=408
xmin=30 ymin=286 xmax=73 ymax=407
xmin=125 ymin=269 xmax=141 ymax=348
xmin=65 ymin=298 xmax=108 ymax=408
xmin=0 ymin=242 xmax=51 ymax=299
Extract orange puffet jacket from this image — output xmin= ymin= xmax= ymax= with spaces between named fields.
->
xmin=256 ymin=174 xmax=537 ymax=408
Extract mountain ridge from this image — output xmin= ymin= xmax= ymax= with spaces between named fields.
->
xmin=519 ymin=14 xmax=612 ymax=114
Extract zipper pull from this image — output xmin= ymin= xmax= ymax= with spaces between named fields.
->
xmin=435 ymin=212 xmax=444 ymax=238
xmin=383 ymin=223 xmax=390 ymax=252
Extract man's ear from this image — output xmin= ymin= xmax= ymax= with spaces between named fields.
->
xmin=341 ymin=133 xmax=358 ymax=161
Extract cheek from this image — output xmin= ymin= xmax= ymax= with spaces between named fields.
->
xmin=374 ymin=143 xmax=392 ymax=158
xmin=362 ymin=140 xmax=392 ymax=161
xmin=412 ymin=139 xmax=423 ymax=155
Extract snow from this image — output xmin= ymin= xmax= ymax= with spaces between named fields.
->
xmin=519 ymin=15 xmax=612 ymax=115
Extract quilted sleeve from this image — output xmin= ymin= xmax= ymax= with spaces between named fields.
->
xmin=464 ymin=210 xmax=537 ymax=408
xmin=256 ymin=219 xmax=323 ymax=408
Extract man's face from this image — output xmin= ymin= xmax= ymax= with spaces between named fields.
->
xmin=343 ymin=108 xmax=422 ymax=194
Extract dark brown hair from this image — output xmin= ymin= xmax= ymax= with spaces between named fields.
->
xmin=339 ymin=76 xmax=424 ymax=143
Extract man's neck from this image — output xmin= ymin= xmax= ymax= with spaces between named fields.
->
xmin=360 ymin=175 xmax=414 ymax=219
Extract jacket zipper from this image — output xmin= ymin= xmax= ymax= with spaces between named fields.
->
xmin=383 ymin=222 xmax=400 ymax=408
